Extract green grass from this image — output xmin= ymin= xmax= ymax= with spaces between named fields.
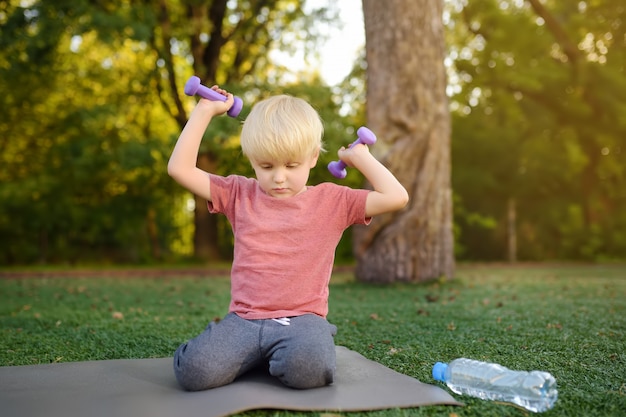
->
xmin=1 ymin=264 xmax=625 ymax=416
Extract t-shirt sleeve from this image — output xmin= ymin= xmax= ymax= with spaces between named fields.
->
xmin=341 ymin=186 xmax=372 ymax=226
xmin=206 ymin=174 xmax=246 ymax=216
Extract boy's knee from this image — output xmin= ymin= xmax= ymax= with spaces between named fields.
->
xmin=173 ymin=342 xmax=234 ymax=391
xmin=271 ymin=346 xmax=336 ymax=389
xmin=287 ymin=362 xmax=335 ymax=389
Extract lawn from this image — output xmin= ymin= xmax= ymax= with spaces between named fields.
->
xmin=1 ymin=264 xmax=625 ymax=416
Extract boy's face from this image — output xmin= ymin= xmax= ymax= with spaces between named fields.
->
xmin=250 ymin=152 xmax=319 ymax=198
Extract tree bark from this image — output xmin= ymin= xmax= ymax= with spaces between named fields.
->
xmin=356 ymin=0 xmax=454 ymax=282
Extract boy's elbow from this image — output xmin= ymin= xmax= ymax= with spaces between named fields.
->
xmin=386 ymin=188 xmax=410 ymax=213
xmin=167 ymin=161 xmax=182 ymax=181
xmin=397 ymin=188 xmax=410 ymax=210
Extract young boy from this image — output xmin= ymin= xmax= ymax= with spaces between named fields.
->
xmin=167 ymin=86 xmax=409 ymax=391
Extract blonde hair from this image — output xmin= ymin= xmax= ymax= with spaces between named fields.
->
xmin=241 ymin=95 xmax=325 ymax=162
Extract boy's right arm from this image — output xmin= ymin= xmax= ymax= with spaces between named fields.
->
xmin=167 ymin=90 xmax=234 ymax=202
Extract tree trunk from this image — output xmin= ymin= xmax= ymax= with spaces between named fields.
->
xmin=356 ymin=0 xmax=454 ymax=282
xmin=186 ymin=1 xmax=228 ymax=262
xmin=507 ymin=197 xmax=517 ymax=263
xmin=193 ymin=151 xmax=221 ymax=261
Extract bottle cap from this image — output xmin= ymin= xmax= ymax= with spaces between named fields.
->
xmin=432 ymin=362 xmax=448 ymax=382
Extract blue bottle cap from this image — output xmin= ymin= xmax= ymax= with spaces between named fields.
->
xmin=432 ymin=362 xmax=448 ymax=382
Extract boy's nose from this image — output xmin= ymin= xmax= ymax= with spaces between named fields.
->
xmin=273 ymin=170 xmax=286 ymax=183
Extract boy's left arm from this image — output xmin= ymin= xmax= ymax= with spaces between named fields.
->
xmin=337 ymin=144 xmax=409 ymax=217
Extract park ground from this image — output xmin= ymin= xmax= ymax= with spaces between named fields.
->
xmin=1 ymin=263 xmax=625 ymax=416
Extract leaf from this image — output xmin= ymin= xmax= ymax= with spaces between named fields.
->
xmin=426 ymin=294 xmax=440 ymax=303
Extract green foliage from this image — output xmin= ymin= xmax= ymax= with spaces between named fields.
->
xmin=0 ymin=2 xmax=178 ymax=264
xmin=0 ymin=0 xmax=356 ymax=265
xmin=4 ymin=0 xmax=624 ymax=264
xmin=448 ymin=0 xmax=626 ymax=260
xmin=1 ymin=264 xmax=625 ymax=416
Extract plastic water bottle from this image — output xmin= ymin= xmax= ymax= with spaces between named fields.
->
xmin=432 ymin=358 xmax=557 ymax=413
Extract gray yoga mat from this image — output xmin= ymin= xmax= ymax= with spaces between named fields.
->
xmin=0 ymin=346 xmax=462 ymax=417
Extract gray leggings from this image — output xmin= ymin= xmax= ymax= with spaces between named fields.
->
xmin=173 ymin=313 xmax=337 ymax=391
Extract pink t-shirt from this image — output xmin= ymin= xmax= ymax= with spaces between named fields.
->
xmin=208 ymin=174 xmax=370 ymax=319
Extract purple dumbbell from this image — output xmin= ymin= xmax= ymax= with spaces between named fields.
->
xmin=184 ymin=76 xmax=243 ymax=118
xmin=328 ymin=126 xmax=377 ymax=178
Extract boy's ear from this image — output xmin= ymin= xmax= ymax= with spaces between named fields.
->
xmin=309 ymin=148 xmax=321 ymax=167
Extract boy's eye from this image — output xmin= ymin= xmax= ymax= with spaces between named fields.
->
xmin=257 ymin=162 xmax=299 ymax=169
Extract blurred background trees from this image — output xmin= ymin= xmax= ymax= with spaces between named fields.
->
xmin=1 ymin=0 xmax=624 ymax=266
xmin=446 ymin=0 xmax=625 ymax=261
xmin=0 ymin=0 xmax=359 ymax=264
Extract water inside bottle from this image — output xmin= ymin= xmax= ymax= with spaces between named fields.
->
xmin=446 ymin=360 xmax=557 ymax=413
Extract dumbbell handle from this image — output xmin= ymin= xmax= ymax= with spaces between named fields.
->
xmin=327 ymin=127 xmax=377 ymax=178
xmin=184 ymin=76 xmax=243 ymax=118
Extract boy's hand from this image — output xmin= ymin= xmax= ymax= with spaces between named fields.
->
xmin=196 ymin=85 xmax=235 ymax=116
xmin=337 ymin=143 xmax=370 ymax=168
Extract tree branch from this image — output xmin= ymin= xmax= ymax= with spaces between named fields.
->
xmin=526 ymin=0 xmax=580 ymax=64
xmin=156 ymin=0 xmax=187 ymax=127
